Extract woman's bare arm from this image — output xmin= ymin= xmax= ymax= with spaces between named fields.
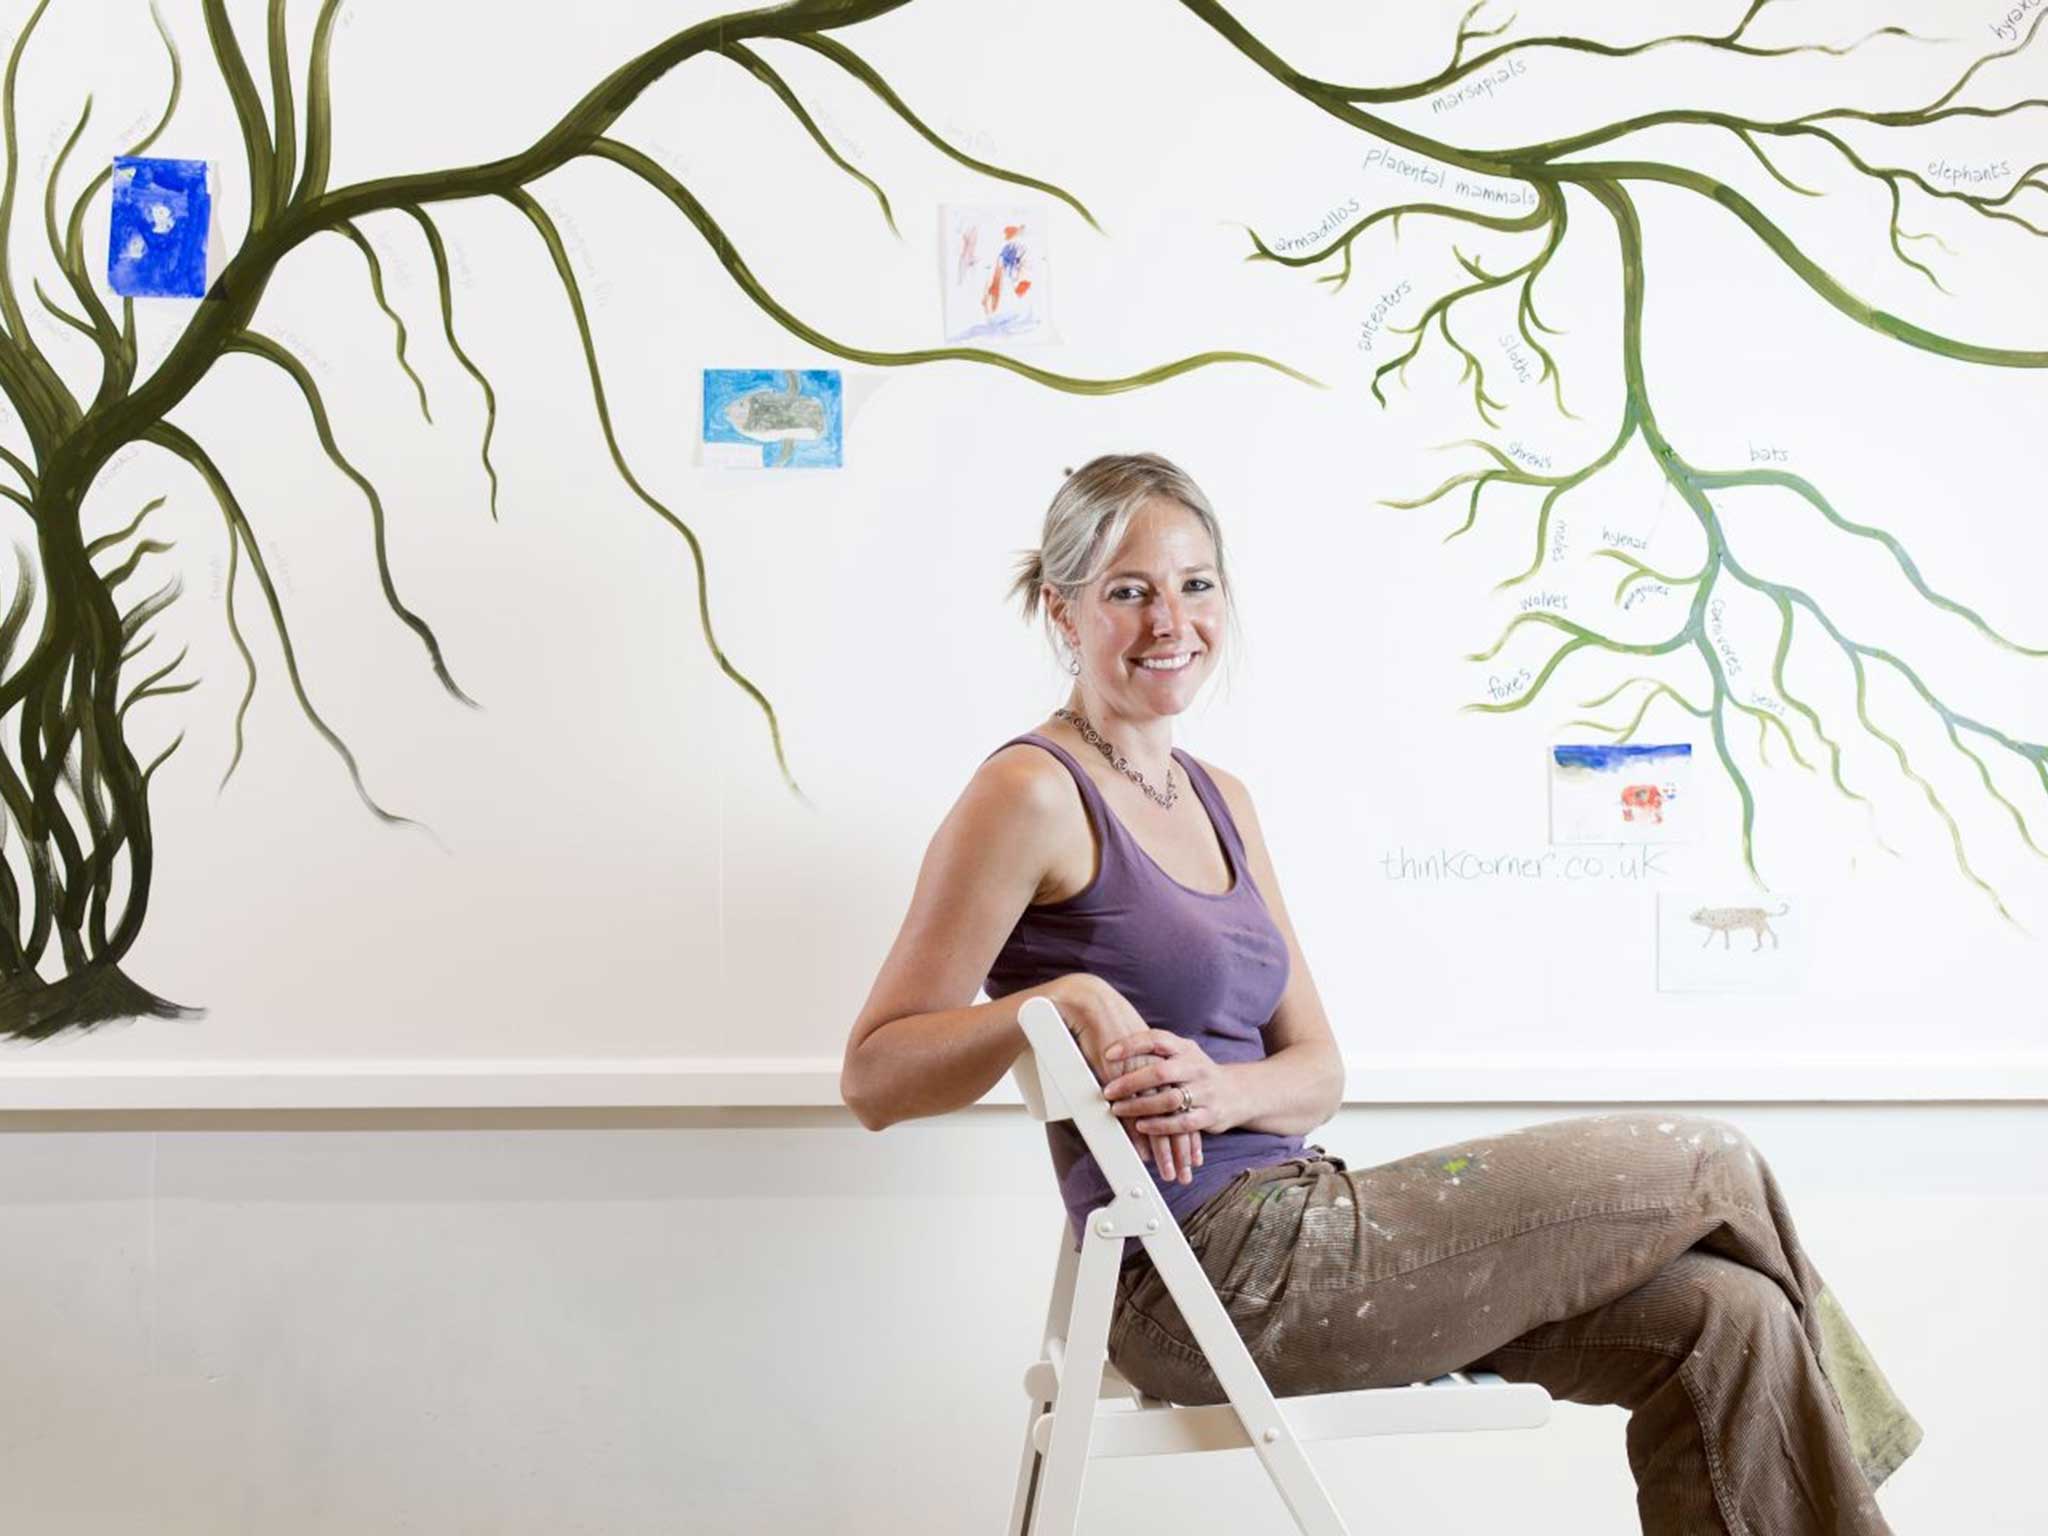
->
xmin=841 ymin=749 xmax=1074 ymax=1131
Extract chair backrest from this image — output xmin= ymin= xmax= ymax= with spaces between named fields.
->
xmin=1007 ymin=995 xmax=1155 ymax=1207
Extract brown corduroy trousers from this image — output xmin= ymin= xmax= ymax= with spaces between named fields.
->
xmin=1105 ymin=1112 xmax=1922 ymax=1535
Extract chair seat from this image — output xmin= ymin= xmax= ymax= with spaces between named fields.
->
xmin=1032 ymin=1371 xmax=1552 ymax=1458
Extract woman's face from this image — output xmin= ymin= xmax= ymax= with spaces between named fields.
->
xmin=1051 ymin=496 xmax=1224 ymax=721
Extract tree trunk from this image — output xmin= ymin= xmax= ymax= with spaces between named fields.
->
xmin=0 ymin=472 xmax=198 ymax=1037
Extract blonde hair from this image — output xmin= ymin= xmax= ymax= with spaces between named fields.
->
xmin=1006 ymin=453 xmax=1245 ymax=679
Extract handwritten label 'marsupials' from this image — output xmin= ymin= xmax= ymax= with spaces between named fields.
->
xmin=1430 ymin=56 xmax=1527 ymax=113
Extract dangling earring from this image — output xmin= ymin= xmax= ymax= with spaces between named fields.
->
xmin=1061 ymin=635 xmax=1081 ymax=676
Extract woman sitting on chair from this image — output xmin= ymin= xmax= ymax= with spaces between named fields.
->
xmin=841 ymin=452 xmax=1921 ymax=1535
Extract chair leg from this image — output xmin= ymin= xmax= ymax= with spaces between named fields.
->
xmin=1025 ymin=1230 xmax=1121 ymax=1535
xmin=1141 ymin=1231 xmax=1352 ymax=1536
xmin=1006 ymin=1224 xmax=1083 ymax=1536
xmin=1004 ymin=1389 xmax=1051 ymax=1536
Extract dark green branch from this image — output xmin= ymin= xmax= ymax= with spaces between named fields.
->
xmin=333 ymin=220 xmax=433 ymax=422
xmin=116 ymin=644 xmax=194 ymax=727
xmin=294 ymin=0 xmax=343 ymax=204
xmin=0 ymin=0 xmax=79 ymax=447
xmin=0 ymin=0 xmax=57 ymax=349
xmin=399 ymin=203 xmax=500 ymax=519
xmin=227 ymin=328 xmax=475 ymax=705
xmin=266 ymin=0 xmax=298 ymax=212
xmin=784 ymin=31 xmax=1097 ymax=230
xmin=1567 ymin=160 xmax=2048 ymax=368
xmin=586 ymin=137 xmax=1315 ymax=395
xmin=0 ymin=443 xmax=34 ymax=496
xmin=44 ymin=97 xmax=123 ymax=368
xmin=84 ymin=496 xmax=166 ymax=560
xmin=117 ymin=575 xmax=181 ymax=648
xmin=501 ymin=181 xmax=805 ymax=800
xmin=201 ymin=0 xmax=277 ymax=232
xmin=718 ymin=41 xmax=895 ymax=234
xmin=98 ymin=538 xmax=175 ymax=592
xmin=1328 ymin=3 xmax=1929 ymax=106
xmin=143 ymin=421 xmax=425 ymax=833
xmin=65 ymin=0 xmax=183 ymax=375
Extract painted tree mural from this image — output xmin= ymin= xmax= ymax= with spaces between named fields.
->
xmin=1 ymin=0 xmax=2041 ymax=1038
xmin=0 ymin=0 xmax=1309 ymax=1038
xmin=1211 ymin=0 xmax=2048 ymax=917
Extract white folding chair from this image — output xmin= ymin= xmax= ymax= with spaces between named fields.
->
xmin=1004 ymin=995 xmax=1552 ymax=1535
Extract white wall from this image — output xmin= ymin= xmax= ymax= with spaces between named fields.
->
xmin=7 ymin=0 xmax=2042 ymax=1084
xmin=0 ymin=1100 xmax=2037 ymax=1533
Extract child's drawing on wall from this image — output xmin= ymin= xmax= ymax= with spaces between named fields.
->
xmin=940 ymin=206 xmax=1046 ymax=342
xmin=1550 ymin=742 xmax=1693 ymax=845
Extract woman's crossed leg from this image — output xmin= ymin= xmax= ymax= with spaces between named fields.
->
xmin=1106 ymin=1111 xmax=1921 ymax=1535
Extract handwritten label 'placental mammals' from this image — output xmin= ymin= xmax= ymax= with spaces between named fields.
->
xmin=1362 ymin=147 xmax=1445 ymax=188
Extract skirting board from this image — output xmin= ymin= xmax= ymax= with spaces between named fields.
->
xmin=0 ymin=1055 xmax=2042 ymax=1111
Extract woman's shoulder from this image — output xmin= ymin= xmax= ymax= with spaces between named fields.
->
xmin=1177 ymin=749 xmax=1257 ymax=828
xmin=1173 ymin=745 xmax=1244 ymax=796
xmin=962 ymin=733 xmax=1093 ymax=906
xmin=975 ymin=729 xmax=1077 ymax=808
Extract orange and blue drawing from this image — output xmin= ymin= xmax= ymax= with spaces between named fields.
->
xmin=942 ymin=205 xmax=1045 ymax=342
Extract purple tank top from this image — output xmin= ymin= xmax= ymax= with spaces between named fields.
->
xmin=981 ymin=733 xmax=1313 ymax=1265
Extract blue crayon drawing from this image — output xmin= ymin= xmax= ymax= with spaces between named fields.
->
xmin=1550 ymin=742 xmax=1694 ymax=843
xmin=108 ymin=157 xmax=212 ymax=298
xmin=1552 ymin=743 xmax=1692 ymax=773
xmin=701 ymin=369 xmax=843 ymax=468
